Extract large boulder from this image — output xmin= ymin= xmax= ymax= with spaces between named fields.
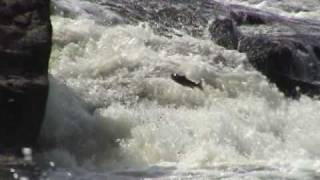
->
xmin=0 ymin=0 xmax=52 ymax=149
xmin=238 ymin=34 xmax=320 ymax=97
xmin=99 ymin=0 xmax=320 ymax=97
xmin=208 ymin=1 xmax=320 ymax=97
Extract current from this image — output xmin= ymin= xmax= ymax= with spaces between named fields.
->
xmin=38 ymin=0 xmax=320 ymax=179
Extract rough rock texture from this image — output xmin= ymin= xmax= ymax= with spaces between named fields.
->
xmin=99 ymin=0 xmax=207 ymax=36
xmin=209 ymin=17 xmax=240 ymax=49
xmin=99 ymin=0 xmax=320 ymax=97
xmin=0 ymin=155 xmax=40 ymax=179
xmin=0 ymin=0 xmax=52 ymax=148
xmin=206 ymin=1 xmax=320 ymax=97
xmin=238 ymin=35 xmax=320 ymax=97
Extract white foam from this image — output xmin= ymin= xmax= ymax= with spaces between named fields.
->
xmin=43 ymin=1 xmax=320 ymax=179
xmin=217 ymin=0 xmax=320 ymax=20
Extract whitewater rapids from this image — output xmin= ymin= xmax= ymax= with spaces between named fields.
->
xmin=39 ymin=0 xmax=320 ymax=179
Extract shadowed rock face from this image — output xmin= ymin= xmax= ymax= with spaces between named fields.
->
xmin=205 ymin=1 xmax=320 ymax=97
xmin=95 ymin=0 xmax=320 ymax=97
xmin=0 ymin=0 xmax=52 ymax=149
xmin=238 ymin=35 xmax=320 ymax=97
xmin=209 ymin=17 xmax=240 ymax=49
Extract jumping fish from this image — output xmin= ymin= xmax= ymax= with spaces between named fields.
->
xmin=171 ymin=73 xmax=203 ymax=90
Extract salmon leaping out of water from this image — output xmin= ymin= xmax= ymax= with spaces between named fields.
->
xmin=171 ymin=73 xmax=203 ymax=90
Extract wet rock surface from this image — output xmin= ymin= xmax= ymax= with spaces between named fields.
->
xmin=101 ymin=0 xmax=320 ymax=97
xmin=238 ymin=34 xmax=320 ymax=97
xmin=0 ymin=0 xmax=52 ymax=148
xmin=209 ymin=17 xmax=240 ymax=50
xmin=206 ymin=1 xmax=320 ymax=97
xmin=0 ymin=154 xmax=40 ymax=180
xmin=96 ymin=0 xmax=320 ymax=98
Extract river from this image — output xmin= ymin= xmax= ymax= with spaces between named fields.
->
xmin=39 ymin=0 xmax=320 ymax=179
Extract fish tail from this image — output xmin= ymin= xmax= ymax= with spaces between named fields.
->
xmin=197 ymin=79 xmax=204 ymax=90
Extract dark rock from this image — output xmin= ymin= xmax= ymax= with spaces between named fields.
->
xmin=150 ymin=7 xmax=207 ymax=36
xmin=100 ymin=0 xmax=207 ymax=36
xmin=75 ymin=0 xmax=320 ymax=97
xmin=206 ymin=1 xmax=320 ymax=98
xmin=230 ymin=11 xmax=267 ymax=25
xmin=0 ymin=154 xmax=40 ymax=180
xmin=238 ymin=35 xmax=320 ymax=97
xmin=209 ymin=17 xmax=240 ymax=49
xmin=0 ymin=0 xmax=52 ymax=148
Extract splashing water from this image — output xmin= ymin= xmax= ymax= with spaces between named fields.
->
xmin=41 ymin=0 xmax=320 ymax=179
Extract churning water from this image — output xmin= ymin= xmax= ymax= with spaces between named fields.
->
xmin=40 ymin=0 xmax=320 ymax=179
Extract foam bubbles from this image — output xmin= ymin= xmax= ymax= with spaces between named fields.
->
xmin=218 ymin=0 xmax=320 ymax=20
xmin=43 ymin=1 xmax=320 ymax=179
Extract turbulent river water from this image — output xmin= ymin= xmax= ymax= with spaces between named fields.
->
xmin=39 ymin=0 xmax=320 ymax=179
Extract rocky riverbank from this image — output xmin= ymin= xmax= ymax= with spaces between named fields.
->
xmin=84 ymin=0 xmax=320 ymax=98
xmin=0 ymin=0 xmax=52 ymax=179
xmin=0 ymin=0 xmax=51 ymax=149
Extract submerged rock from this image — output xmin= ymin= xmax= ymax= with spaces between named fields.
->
xmin=0 ymin=0 xmax=52 ymax=148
